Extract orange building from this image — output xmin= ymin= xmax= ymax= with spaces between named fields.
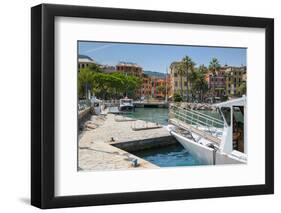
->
xmin=116 ymin=62 xmax=143 ymax=98
xmin=142 ymin=75 xmax=152 ymax=97
xmin=151 ymin=75 xmax=171 ymax=100
xmin=116 ymin=62 xmax=143 ymax=78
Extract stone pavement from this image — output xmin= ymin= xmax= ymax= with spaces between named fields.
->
xmin=79 ymin=114 xmax=171 ymax=171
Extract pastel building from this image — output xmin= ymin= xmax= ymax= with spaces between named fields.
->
xmin=169 ymin=62 xmax=191 ymax=98
xmin=78 ymin=55 xmax=95 ymax=70
xmin=206 ymin=70 xmax=226 ymax=97
xmin=142 ymin=74 xmax=152 ymax=97
xmin=116 ymin=62 xmax=143 ymax=78
xmin=223 ymin=66 xmax=246 ymax=96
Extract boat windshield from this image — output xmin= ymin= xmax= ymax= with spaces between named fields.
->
xmin=220 ymin=107 xmax=231 ymax=126
xmin=233 ymin=106 xmax=244 ymax=153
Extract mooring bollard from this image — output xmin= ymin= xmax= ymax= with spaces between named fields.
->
xmin=131 ymin=158 xmax=139 ymax=167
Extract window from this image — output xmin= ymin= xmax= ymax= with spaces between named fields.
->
xmin=233 ymin=106 xmax=244 ymax=153
xmin=220 ymin=107 xmax=231 ymax=126
xmin=174 ymin=73 xmax=178 ymax=77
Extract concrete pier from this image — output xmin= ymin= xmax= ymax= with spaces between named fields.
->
xmin=134 ymin=101 xmax=169 ymax=108
xmin=79 ymin=114 xmax=174 ymax=171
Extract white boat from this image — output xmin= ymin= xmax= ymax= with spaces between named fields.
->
xmin=119 ymin=98 xmax=134 ymax=112
xmin=167 ymin=96 xmax=247 ymax=165
xmin=90 ymin=96 xmax=102 ymax=115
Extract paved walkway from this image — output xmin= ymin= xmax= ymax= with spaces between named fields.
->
xmin=79 ymin=114 xmax=170 ymax=171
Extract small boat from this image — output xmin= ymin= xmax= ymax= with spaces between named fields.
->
xmin=119 ymin=98 xmax=134 ymax=112
xmin=90 ymin=96 xmax=102 ymax=115
xmin=167 ymin=96 xmax=247 ymax=165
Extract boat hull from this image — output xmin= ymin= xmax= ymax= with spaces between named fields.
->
xmin=170 ymin=131 xmax=244 ymax=165
xmin=119 ymin=105 xmax=134 ymax=111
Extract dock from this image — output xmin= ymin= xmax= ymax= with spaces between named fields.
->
xmin=134 ymin=101 xmax=169 ymax=108
xmin=79 ymin=114 xmax=176 ymax=171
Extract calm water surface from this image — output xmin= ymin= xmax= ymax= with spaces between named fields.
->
xmin=126 ymin=107 xmax=220 ymax=167
xmin=126 ymin=108 xmax=169 ymax=125
xmin=125 ymin=107 xmax=222 ymax=126
xmin=133 ymin=144 xmax=201 ymax=167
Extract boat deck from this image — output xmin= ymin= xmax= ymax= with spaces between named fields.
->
xmin=169 ymin=118 xmax=221 ymax=145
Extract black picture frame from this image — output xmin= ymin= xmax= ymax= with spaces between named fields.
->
xmin=31 ymin=3 xmax=274 ymax=209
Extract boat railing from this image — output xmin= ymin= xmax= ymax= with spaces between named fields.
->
xmin=169 ymin=105 xmax=225 ymax=131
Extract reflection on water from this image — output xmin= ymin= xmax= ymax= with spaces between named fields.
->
xmin=125 ymin=108 xmax=169 ymax=125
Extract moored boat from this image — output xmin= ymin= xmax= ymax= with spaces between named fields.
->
xmin=119 ymin=98 xmax=134 ymax=112
xmin=168 ymin=96 xmax=247 ymax=165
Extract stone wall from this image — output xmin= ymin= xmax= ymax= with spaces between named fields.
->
xmin=111 ymin=135 xmax=178 ymax=152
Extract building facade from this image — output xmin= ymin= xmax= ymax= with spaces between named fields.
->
xmin=142 ymin=74 xmax=152 ymax=97
xmin=116 ymin=62 xmax=143 ymax=78
xmin=116 ymin=62 xmax=143 ymax=98
xmin=169 ymin=61 xmax=247 ymax=101
xmin=223 ymin=66 xmax=246 ymax=96
xmin=78 ymin=55 xmax=95 ymax=70
xmin=206 ymin=70 xmax=226 ymax=97
xmin=101 ymin=65 xmax=116 ymax=73
xmin=169 ymin=62 xmax=191 ymax=99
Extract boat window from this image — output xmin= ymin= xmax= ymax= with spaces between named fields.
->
xmin=220 ymin=107 xmax=231 ymax=126
xmin=233 ymin=106 xmax=244 ymax=153
xmin=121 ymin=100 xmax=132 ymax=104
xmin=233 ymin=106 xmax=244 ymax=124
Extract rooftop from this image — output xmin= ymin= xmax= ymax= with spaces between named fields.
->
xmin=78 ymin=55 xmax=95 ymax=63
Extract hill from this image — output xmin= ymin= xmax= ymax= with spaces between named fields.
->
xmin=143 ymin=70 xmax=166 ymax=78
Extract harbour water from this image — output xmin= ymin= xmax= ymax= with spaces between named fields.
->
xmin=125 ymin=108 xmax=169 ymax=125
xmin=125 ymin=107 xmax=220 ymax=167
xmin=132 ymin=143 xmax=201 ymax=167
xmin=125 ymin=107 xmax=222 ymax=126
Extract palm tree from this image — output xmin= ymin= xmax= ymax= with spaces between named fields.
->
xmin=208 ymin=58 xmax=221 ymax=75
xmin=208 ymin=58 xmax=221 ymax=97
xmin=182 ymin=56 xmax=195 ymax=102
xmin=176 ymin=62 xmax=185 ymax=98
xmin=196 ymin=65 xmax=208 ymax=102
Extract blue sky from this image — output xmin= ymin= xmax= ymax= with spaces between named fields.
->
xmin=78 ymin=41 xmax=246 ymax=73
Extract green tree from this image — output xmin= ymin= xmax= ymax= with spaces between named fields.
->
xmin=237 ymin=81 xmax=246 ymax=95
xmin=208 ymin=58 xmax=221 ymax=75
xmin=124 ymin=75 xmax=141 ymax=98
xmin=173 ymin=93 xmax=183 ymax=102
xmin=78 ymin=67 xmax=95 ymax=98
xmin=181 ymin=56 xmax=195 ymax=102
xmin=175 ymin=62 xmax=185 ymax=98
xmin=183 ymin=64 xmax=208 ymax=102
xmin=156 ymin=85 xmax=166 ymax=96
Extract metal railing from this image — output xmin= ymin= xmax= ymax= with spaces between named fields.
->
xmin=169 ymin=105 xmax=225 ymax=130
xmin=78 ymin=99 xmax=91 ymax=111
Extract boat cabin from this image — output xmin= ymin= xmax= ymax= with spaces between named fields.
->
xmin=90 ymin=96 xmax=102 ymax=115
xmin=120 ymin=98 xmax=133 ymax=106
xmin=119 ymin=98 xmax=134 ymax=111
xmin=215 ymin=95 xmax=247 ymax=155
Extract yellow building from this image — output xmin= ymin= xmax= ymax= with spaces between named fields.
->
xmin=169 ymin=62 xmax=191 ymax=98
xmin=223 ymin=66 xmax=246 ymax=96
